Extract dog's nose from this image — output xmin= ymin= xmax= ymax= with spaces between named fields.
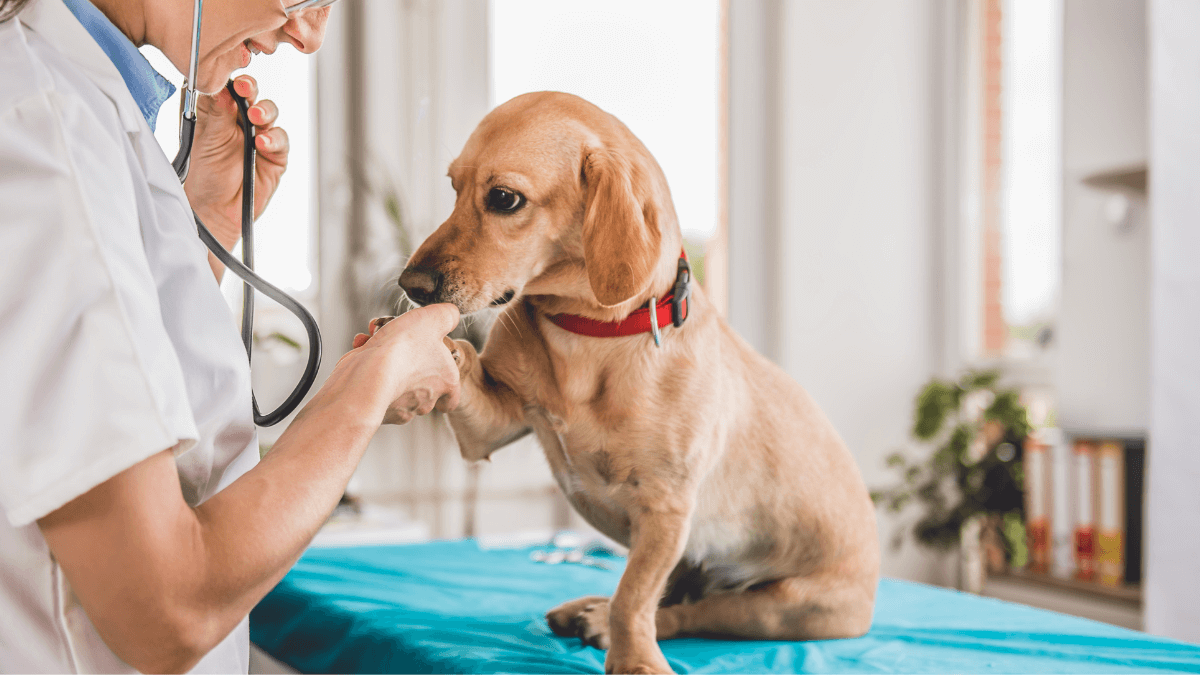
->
xmin=399 ymin=267 xmax=443 ymax=306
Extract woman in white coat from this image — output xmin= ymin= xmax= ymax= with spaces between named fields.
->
xmin=0 ymin=0 xmax=461 ymax=672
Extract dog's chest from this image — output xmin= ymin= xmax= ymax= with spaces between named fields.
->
xmin=519 ymin=337 xmax=737 ymax=550
xmin=528 ymin=402 xmax=624 ymax=495
xmin=529 ymin=418 xmax=634 ymax=542
xmin=523 ymin=358 xmax=648 ymax=540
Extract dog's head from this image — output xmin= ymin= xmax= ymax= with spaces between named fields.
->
xmin=399 ymin=92 xmax=681 ymax=316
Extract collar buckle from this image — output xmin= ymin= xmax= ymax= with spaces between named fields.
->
xmin=671 ymin=255 xmax=692 ymax=328
xmin=648 ymin=296 xmax=663 ymax=347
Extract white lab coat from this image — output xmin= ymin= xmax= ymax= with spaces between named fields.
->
xmin=0 ymin=0 xmax=260 ymax=672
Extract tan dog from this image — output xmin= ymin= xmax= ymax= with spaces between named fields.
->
xmin=396 ymin=92 xmax=879 ymax=674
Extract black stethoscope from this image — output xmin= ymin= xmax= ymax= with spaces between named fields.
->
xmin=172 ymin=0 xmax=337 ymax=426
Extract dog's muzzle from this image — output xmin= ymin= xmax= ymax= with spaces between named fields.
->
xmin=399 ymin=266 xmax=443 ymax=306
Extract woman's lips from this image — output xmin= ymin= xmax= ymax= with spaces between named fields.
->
xmin=238 ymin=40 xmax=268 ymax=68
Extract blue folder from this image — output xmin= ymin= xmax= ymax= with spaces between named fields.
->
xmin=250 ymin=539 xmax=1200 ymax=674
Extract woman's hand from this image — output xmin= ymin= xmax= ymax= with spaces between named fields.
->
xmin=317 ymin=305 xmax=463 ymax=426
xmin=184 ymin=75 xmax=289 ymax=258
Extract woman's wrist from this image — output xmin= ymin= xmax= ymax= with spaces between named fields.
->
xmin=192 ymin=206 xmax=241 ymax=252
xmin=299 ymin=342 xmax=416 ymax=431
xmin=295 ymin=384 xmax=383 ymax=435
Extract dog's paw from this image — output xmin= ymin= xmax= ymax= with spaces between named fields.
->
xmin=604 ymin=646 xmax=673 ymax=675
xmin=444 ymin=337 xmax=478 ymax=375
xmin=546 ymin=596 xmax=611 ymax=650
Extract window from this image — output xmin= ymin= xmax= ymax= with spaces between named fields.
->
xmin=964 ymin=0 xmax=1063 ymax=362
xmin=490 ymin=0 xmax=722 ymax=283
xmin=141 ymin=47 xmax=317 ymax=294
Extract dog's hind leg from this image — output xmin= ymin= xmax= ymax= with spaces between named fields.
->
xmin=654 ymin=574 xmax=875 ymax=642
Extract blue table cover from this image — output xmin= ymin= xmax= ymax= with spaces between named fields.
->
xmin=250 ymin=540 xmax=1200 ymax=674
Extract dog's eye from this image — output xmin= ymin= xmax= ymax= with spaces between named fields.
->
xmin=486 ymin=187 xmax=525 ymax=213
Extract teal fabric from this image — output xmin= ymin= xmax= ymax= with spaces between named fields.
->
xmin=250 ymin=540 xmax=1200 ymax=674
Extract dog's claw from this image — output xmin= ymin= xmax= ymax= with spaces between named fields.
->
xmin=442 ymin=336 xmax=463 ymax=364
xmin=369 ymin=316 xmax=395 ymax=335
xmin=577 ymin=602 xmax=611 ymax=650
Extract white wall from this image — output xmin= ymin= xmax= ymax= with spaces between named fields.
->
xmin=1056 ymin=0 xmax=1150 ymax=437
xmin=728 ymin=0 xmax=956 ymax=586
xmin=1145 ymin=0 xmax=1200 ymax=644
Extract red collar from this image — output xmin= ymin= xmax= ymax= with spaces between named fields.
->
xmin=548 ymin=252 xmax=691 ymax=347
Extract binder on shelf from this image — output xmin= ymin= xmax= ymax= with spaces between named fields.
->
xmin=1024 ymin=430 xmax=1052 ymax=574
xmin=1049 ymin=431 xmax=1073 ymax=579
xmin=1096 ymin=441 xmax=1125 ymax=587
xmin=1073 ymin=439 xmax=1097 ymax=582
xmin=1122 ymin=439 xmax=1145 ymax=586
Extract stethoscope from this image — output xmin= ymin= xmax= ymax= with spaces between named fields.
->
xmin=173 ymin=0 xmax=338 ymax=426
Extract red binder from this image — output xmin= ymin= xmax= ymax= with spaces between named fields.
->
xmin=1073 ymin=439 xmax=1097 ymax=582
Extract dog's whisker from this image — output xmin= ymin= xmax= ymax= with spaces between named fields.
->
xmin=498 ymin=309 xmax=524 ymax=341
xmin=493 ymin=309 xmax=512 ymax=336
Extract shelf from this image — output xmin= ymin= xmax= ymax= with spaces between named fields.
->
xmin=983 ymin=570 xmax=1143 ymax=630
xmin=991 ymin=569 xmax=1142 ymax=606
xmin=1060 ymin=428 xmax=1148 ymax=443
xmin=1081 ymin=164 xmax=1147 ymax=195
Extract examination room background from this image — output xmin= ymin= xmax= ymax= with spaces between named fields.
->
xmin=135 ymin=0 xmax=1200 ymax=645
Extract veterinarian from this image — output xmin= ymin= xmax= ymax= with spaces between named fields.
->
xmin=0 ymin=0 xmax=461 ymax=672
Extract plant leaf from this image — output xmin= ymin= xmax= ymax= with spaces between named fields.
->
xmin=962 ymin=369 xmax=1000 ymax=390
xmin=914 ymin=380 xmax=956 ymax=440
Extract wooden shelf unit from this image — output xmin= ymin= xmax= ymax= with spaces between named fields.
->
xmin=994 ymin=568 xmax=1142 ymax=605
xmin=982 ymin=569 xmax=1143 ymax=631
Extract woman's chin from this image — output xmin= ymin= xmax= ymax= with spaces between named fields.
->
xmin=196 ymin=54 xmax=245 ymax=93
xmin=195 ymin=72 xmax=233 ymax=95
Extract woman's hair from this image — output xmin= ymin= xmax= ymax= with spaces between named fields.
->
xmin=0 ymin=0 xmax=31 ymax=22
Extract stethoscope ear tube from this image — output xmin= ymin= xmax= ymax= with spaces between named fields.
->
xmin=172 ymin=114 xmax=195 ymax=181
xmin=171 ymin=0 xmax=200 ymax=180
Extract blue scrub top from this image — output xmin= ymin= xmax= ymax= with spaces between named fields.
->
xmin=60 ymin=0 xmax=175 ymax=130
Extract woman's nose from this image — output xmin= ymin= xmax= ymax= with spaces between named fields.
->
xmin=284 ymin=11 xmax=329 ymax=54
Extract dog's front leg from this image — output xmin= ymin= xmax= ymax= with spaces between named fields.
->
xmin=445 ymin=338 xmax=531 ymax=461
xmin=606 ymin=489 xmax=693 ymax=675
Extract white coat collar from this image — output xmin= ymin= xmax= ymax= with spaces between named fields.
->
xmin=20 ymin=0 xmax=148 ymax=134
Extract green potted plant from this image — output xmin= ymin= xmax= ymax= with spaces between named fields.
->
xmin=871 ymin=370 xmax=1033 ymax=586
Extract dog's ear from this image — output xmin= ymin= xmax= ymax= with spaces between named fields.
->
xmin=581 ymin=150 xmax=662 ymax=307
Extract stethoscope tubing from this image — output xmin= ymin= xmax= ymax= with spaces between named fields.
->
xmin=172 ymin=0 xmax=323 ymax=426
xmin=185 ymin=85 xmax=323 ymax=427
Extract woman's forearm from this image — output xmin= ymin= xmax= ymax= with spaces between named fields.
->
xmin=38 ymin=311 xmax=453 ymax=674
xmin=190 ymin=395 xmax=379 ymax=645
xmin=38 ymin=396 xmax=382 ymax=674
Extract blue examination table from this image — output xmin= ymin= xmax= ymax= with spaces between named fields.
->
xmin=250 ymin=539 xmax=1200 ymax=673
